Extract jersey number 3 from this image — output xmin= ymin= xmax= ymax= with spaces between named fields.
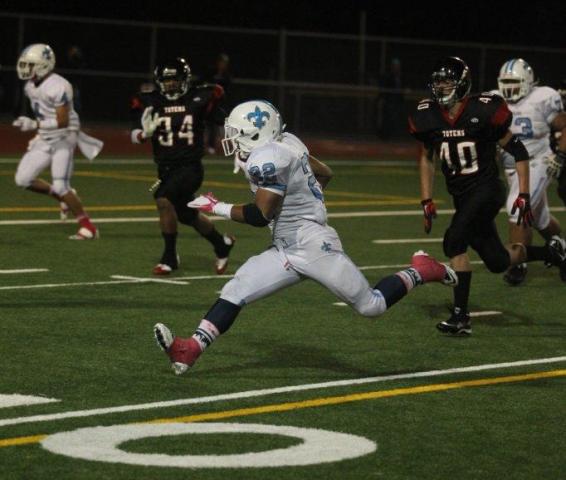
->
xmin=158 ymin=115 xmax=194 ymax=147
xmin=440 ymin=141 xmax=479 ymax=175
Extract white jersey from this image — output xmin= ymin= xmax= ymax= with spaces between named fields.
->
xmin=242 ymin=132 xmax=327 ymax=244
xmin=24 ymin=73 xmax=80 ymax=143
xmin=497 ymin=86 xmax=563 ymax=167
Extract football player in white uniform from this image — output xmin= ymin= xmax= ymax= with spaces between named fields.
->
xmin=497 ymin=59 xmax=566 ymax=284
xmin=13 ymin=43 xmax=102 ymax=240
xmin=153 ymin=100 xmax=458 ymax=375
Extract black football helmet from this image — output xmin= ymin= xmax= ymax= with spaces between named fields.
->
xmin=154 ymin=57 xmax=191 ymax=100
xmin=429 ymin=57 xmax=471 ymax=108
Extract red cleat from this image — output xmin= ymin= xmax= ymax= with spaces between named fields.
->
xmin=69 ymin=225 xmax=99 ymax=240
xmin=411 ymin=250 xmax=458 ymax=286
xmin=154 ymin=323 xmax=202 ymax=375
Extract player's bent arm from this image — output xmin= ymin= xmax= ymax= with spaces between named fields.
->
xmin=550 ymin=112 xmax=566 ymax=153
xmin=55 ymin=104 xmax=70 ymax=128
xmin=419 ymin=145 xmax=435 ymax=200
xmin=308 ymin=155 xmax=333 ymax=189
xmin=229 ymin=188 xmax=283 ymax=226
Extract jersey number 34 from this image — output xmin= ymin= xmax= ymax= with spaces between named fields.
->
xmin=158 ymin=115 xmax=194 ymax=147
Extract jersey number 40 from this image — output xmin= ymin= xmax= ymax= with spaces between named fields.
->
xmin=439 ymin=141 xmax=479 ymax=175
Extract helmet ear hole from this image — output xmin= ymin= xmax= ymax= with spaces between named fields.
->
xmin=251 ymin=134 xmax=259 ymax=141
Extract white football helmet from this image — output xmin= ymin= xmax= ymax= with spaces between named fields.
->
xmin=17 ymin=43 xmax=56 ymax=81
xmin=497 ymin=58 xmax=534 ymax=103
xmin=221 ymin=100 xmax=283 ymax=157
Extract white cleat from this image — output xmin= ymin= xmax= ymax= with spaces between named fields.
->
xmin=154 ymin=323 xmax=174 ymax=351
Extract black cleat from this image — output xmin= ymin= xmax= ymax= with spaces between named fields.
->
xmin=215 ymin=235 xmax=235 ymax=275
xmin=503 ymin=263 xmax=527 ymax=286
xmin=547 ymin=236 xmax=566 ymax=281
xmin=437 ymin=309 xmax=472 ymax=336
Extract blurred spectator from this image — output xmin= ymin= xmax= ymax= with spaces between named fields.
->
xmin=205 ymin=53 xmax=232 ymax=154
xmin=377 ymin=58 xmax=406 ymax=140
xmin=65 ymin=45 xmax=86 ymax=113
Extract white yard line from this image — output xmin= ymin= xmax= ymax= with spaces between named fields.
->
xmin=373 ymin=238 xmax=442 ymax=244
xmin=0 ymin=269 xmax=49 ymax=274
xmin=0 ymin=279 xmax=144 ymax=291
xmin=470 ymin=311 xmax=503 ymax=317
xmin=110 ymin=275 xmax=189 ymax=286
xmin=0 ymin=395 xmax=60 ymax=409
xmin=0 ymin=356 xmax=564 ymax=428
xmin=0 ymin=262 xmax=487 ymax=292
xmin=1 ymin=207 xmax=564 ymax=227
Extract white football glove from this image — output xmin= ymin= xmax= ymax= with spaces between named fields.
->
xmin=140 ymin=107 xmax=160 ymax=139
xmin=188 ymin=192 xmax=233 ymax=219
xmin=12 ymin=116 xmax=38 ymax=132
xmin=545 ymin=153 xmax=565 ymax=179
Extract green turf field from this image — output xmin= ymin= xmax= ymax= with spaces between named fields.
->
xmin=0 ymin=157 xmax=565 ymax=479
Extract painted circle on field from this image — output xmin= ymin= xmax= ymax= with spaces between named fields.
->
xmin=41 ymin=422 xmax=376 ymax=468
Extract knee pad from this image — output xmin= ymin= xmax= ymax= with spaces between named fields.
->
xmin=175 ymin=203 xmax=198 ymax=226
xmin=219 ymin=278 xmax=247 ymax=307
xmin=51 ymin=178 xmax=71 ymax=197
xmin=352 ymin=290 xmax=387 ymax=317
xmin=14 ymin=171 xmax=32 ymax=188
xmin=477 ymin=243 xmax=511 ymax=273
xmin=443 ymin=228 xmax=468 ymax=258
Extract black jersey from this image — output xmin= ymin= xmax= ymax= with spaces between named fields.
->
xmin=409 ymin=93 xmax=512 ymax=195
xmin=131 ymin=84 xmax=224 ymax=165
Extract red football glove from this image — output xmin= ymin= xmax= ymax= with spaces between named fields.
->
xmin=187 ymin=192 xmax=219 ymax=213
xmin=421 ymin=198 xmax=437 ymax=234
xmin=511 ymin=193 xmax=533 ymax=227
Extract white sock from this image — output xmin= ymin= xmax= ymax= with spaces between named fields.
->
xmin=192 ymin=319 xmax=220 ymax=352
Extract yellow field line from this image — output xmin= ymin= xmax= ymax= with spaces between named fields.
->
xmin=0 ymin=369 xmax=563 ymax=449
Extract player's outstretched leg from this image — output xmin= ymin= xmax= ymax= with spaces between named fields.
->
xmin=154 ymin=299 xmax=241 ymax=375
xmin=154 ymin=323 xmax=202 ymax=375
xmin=374 ymin=250 xmax=457 ymax=311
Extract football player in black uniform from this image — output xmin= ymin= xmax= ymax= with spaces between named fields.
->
xmin=409 ymin=57 xmax=566 ymax=335
xmin=548 ymin=79 xmax=566 ymax=207
xmin=131 ymin=57 xmax=234 ymax=275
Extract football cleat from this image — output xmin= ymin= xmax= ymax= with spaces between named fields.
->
xmin=503 ymin=263 xmax=527 ymax=286
xmin=215 ymin=235 xmax=236 ymax=275
xmin=68 ymin=225 xmax=99 ymax=240
xmin=154 ymin=323 xmax=201 ymax=375
xmin=547 ymin=236 xmax=566 ymax=273
xmin=411 ymin=250 xmax=458 ymax=286
xmin=153 ymin=254 xmax=180 ymax=276
xmin=437 ymin=308 xmax=472 ymax=336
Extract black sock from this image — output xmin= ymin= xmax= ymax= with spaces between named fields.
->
xmin=453 ymin=271 xmax=472 ymax=314
xmin=204 ymin=298 xmax=242 ymax=334
xmin=526 ymin=246 xmax=549 ymax=263
xmin=203 ymin=228 xmax=228 ymax=256
xmin=374 ymin=275 xmax=408 ymax=309
xmin=161 ymin=232 xmax=177 ymax=260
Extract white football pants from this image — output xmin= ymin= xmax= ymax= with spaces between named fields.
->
xmin=220 ymin=222 xmax=387 ymax=317
xmin=15 ymin=132 xmax=78 ymax=196
xmin=505 ymin=154 xmax=552 ymax=231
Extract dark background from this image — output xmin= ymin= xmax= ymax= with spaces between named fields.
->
xmin=1 ymin=1 xmax=565 ymax=139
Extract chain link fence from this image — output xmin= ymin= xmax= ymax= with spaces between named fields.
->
xmin=1 ymin=12 xmax=564 ymax=139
